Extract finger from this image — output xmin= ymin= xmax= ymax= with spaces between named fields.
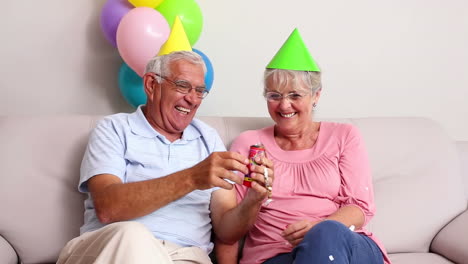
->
xmin=263 ymin=166 xmax=273 ymax=188
xmin=250 ymin=173 xmax=272 ymax=191
xmin=249 ymin=164 xmax=273 ymax=181
xmin=289 ymin=237 xmax=303 ymax=247
xmin=283 ymin=229 xmax=306 ymax=243
xmin=249 ymin=165 xmax=268 ymax=178
xmin=233 ymin=161 xmax=250 ymax=175
xmin=283 ymin=241 xmax=293 ymax=248
xmin=282 ymin=222 xmax=307 ymax=237
xmin=249 ymin=172 xmax=264 ymax=185
xmin=223 ymin=153 xmax=250 ymax=175
xmin=255 ymin=157 xmax=273 ymax=168
xmin=283 ymin=225 xmax=310 ymax=244
xmin=221 ymin=170 xmax=243 ymax=185
xmin=212 ymin=152 xmax=249 ymax=175
xmin=214 ymin=177 xmax=235 ymax=190
xmin=221 ymin=151 xmax=250 ymax=165
xmin=209 ymin=168 xmax=240 ymax=189
xmin=250 ymin=181 xmax=268 ymax=196
xmin=249 ymin=172 xmax=273 ymax=191
xmin=260 ymin=159 xmax=275 ymax=185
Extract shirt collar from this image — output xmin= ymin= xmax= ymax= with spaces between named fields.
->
xmin=128 ymin=106 xmax=202 ymax=142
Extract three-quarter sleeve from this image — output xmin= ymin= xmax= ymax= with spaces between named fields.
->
xmin=333 ymin=125 xmax=375 ymax=226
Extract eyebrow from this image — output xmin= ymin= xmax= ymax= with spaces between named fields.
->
xmin=174 ymin=79 xmax=206 ymax=89
xmin=267 ymin=90 xmax=303 ymax=94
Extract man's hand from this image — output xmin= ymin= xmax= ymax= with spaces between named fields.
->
xmin=189 ymin=151 xmax=249 ymax=190
xmin=281 ymin=220 xmax=321 ymax=247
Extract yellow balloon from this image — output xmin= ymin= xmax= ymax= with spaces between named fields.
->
xmin=128 ymin=0 xmax=164 ymax=8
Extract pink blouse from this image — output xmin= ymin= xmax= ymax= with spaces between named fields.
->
xmin=232 ymin=122 xmax=390 ymax=264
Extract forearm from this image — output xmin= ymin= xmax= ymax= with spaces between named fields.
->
xmin=325 ymin=204 xmax=365 ymax=229
xmin=215 ymin=238 xmax=239 ymax=264
xmin=215 ymin=198 xmax=262 ymax=243
xmin=92 ymin=170 xmax=195 ymax=223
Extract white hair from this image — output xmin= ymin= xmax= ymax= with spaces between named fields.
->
xmin=263 ymin=69 xmax=322 ymax=96
xmin=145 ymin=51 xmax=206 ymax=81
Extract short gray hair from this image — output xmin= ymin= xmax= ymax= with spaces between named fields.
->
xmin=263 ymin=69 xmax=322 ymax=95
xmin=145 ymin=51 xmax=206 ymax=79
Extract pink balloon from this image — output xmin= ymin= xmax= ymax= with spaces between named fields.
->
xmin=117 ymin=7 xmax=170 ymax=76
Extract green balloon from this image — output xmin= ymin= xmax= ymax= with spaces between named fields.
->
xmin=156 ymin=0 xmax=203 ymax=46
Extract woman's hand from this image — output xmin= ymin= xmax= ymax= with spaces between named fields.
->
xmin=281 ymin=220 xmax=321 ymax=247
xmin=244 ymin=156 xmax=274 ymax=204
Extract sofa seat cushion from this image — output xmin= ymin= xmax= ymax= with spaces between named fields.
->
xmin=389 ymin=253 xmax=452 ymax=264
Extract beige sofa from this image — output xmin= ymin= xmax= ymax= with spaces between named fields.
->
xmin=1 ymin=115 xmax=467 ymax=264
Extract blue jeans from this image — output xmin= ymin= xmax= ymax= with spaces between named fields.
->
xmin=263 ymin=220 xmax=384 ymax=264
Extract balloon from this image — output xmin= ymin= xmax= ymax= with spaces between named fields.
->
xmin=156 ymin=0 xmax=203 ymax=46
xmin=100 ymin=0 xmax=133 ymax=47
xmin=128 ymin=0 xmax=164 ymax=8
xmin=117 ymin=7 xmax=170 ymax=76
xmin=193 ymin=49 xmax=214 ymax=91
xmin=118 ymin=62 xmax=147 ymax=108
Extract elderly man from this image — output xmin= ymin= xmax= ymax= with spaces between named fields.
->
xmin=57 ymin=51 xmax=274 ymax=264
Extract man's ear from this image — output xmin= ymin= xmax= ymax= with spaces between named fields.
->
xmin=143 ymin=73 xmax=156 ymax=98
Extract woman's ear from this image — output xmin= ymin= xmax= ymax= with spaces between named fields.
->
xmin=313 ymin=89 xmax=322 ymax=105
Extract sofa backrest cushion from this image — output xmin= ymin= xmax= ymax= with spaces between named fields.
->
xmin=456 ymin=141 xmax=468 ymax=200
xmin=0 ymin=116 xmax=98 ymax=263
xmin=353 ymin=117 xmax=466 ymax=253
xmin=0 ymin=115 xmax=466 ymax=263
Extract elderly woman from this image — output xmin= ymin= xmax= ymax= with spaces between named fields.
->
xmin=216 ymin=29 xmax=390 ymax=264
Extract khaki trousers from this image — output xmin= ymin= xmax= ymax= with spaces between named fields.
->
xmin=57 ymin=222 xmax=213 ymax=264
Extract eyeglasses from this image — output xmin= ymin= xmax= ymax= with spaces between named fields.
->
xmin=154 ymin=73 xmax=209 ymax=99
xmin=264 ymin=91 xmax=310 ymax=102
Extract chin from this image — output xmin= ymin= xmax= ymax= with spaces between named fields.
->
xmin=176 ymin=118 xmax=194 ymax=130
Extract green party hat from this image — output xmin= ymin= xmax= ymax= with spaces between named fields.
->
xmin=266 ymin=28 xmax=320 ymax=72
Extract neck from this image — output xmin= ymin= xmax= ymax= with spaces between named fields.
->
xmin=143 ymin=106 xmax=182 ymax=142
xmin=274 ymin=121 xmax=320 ymax=150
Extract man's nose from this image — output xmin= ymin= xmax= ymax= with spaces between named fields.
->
xmin=184 ymin=88 xmax=200 ymax=103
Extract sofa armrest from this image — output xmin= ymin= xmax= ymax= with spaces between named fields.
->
xmin=430 ymin=209 xmax=468 ymax=263
xmin=456 ymin=141 xmax=468 ymax=199
xmin=0 ymin=235 xmax=18 ymax=264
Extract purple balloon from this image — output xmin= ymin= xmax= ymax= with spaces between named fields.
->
xmin=100 ymin=0 xmax=133 ymax=47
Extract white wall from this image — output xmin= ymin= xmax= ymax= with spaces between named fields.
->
xmin=1 ymin=0 xmax=467 ymax=140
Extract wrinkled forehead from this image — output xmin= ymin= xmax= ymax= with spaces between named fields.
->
xmin=169 ymin=60 xmax=205 ymax=86
xmin=265 ymin=71 xmax=308 ymax=93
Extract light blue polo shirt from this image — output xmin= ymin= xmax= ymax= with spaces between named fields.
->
xmin=79 ymin=106 xmax=226 ymax=253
